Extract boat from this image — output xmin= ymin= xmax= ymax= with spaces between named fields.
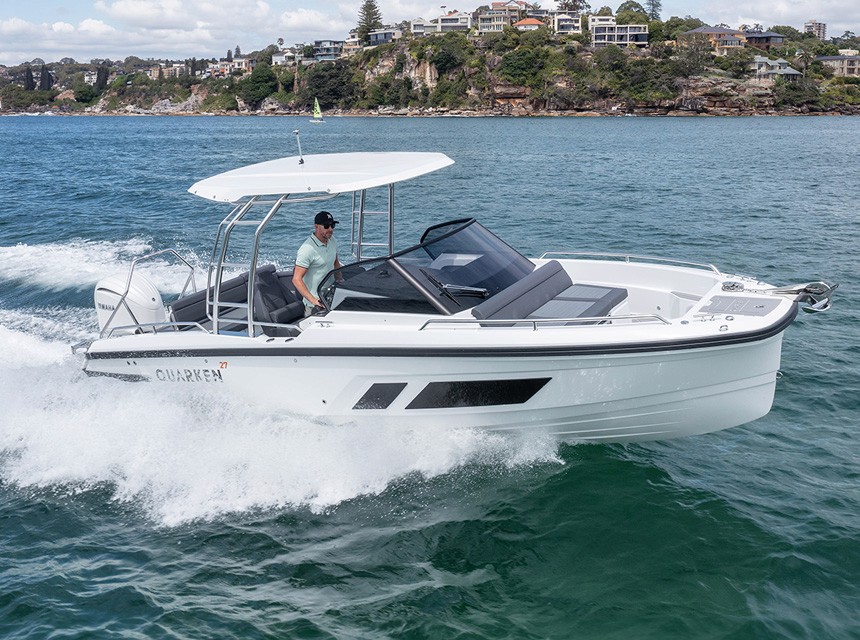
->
xmin=77 ymin=149 xmax=837 ymax=443
xmin=309 ymin=98 xmax=324 ymax=123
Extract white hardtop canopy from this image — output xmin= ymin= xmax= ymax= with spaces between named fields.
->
xmin=188 ymin=152 xmax=455 ymax=203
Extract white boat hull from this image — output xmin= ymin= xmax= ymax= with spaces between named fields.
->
xmin=84 ymin=331 xmax=784 ymax=443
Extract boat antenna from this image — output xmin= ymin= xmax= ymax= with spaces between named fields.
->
xmin=293 ymin=129 xmax=304 ymax=165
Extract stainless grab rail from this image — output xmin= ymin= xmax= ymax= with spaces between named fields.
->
xmin=540 ymin=251 xmax=721 ymax=275
xmin=105 ymin=320 xmax=209 ymax=339
xmin=99 ymin=249 xmax=198 ymax=338
xmin=419 ymin=314 xmax=670 ymax=331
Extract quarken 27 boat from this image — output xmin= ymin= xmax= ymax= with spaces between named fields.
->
xmin=77 ymin=148 xmax=836 ymax=442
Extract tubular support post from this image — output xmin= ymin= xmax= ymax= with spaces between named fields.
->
xmin=99 ymin=248 xmax=198 ymax=338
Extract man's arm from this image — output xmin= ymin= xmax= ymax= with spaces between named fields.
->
xmin=292 ymin=266 xmax=321 ymax=308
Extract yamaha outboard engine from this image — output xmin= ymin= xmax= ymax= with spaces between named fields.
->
xmin=94 ymin=272 xmax=167 ymax=336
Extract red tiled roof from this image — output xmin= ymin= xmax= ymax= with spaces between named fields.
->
xmin=513 ymin=18 xmax=544 ymax=26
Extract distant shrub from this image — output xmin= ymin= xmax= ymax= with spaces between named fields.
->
xmin=200 ymin=93 xmax=238 ymax=111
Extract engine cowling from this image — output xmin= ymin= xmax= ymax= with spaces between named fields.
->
xmin=94 ymin=272 xmax=167 ymax=335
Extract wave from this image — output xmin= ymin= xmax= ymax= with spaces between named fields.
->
xmin=0 ymin=306 xmax=97 ymax=347
xmin=0 ymin=325 xmax=562 ymax=527
xmin=0 ymin=238 xmax=207 ymax=294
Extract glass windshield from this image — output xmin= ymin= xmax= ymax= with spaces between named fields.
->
xmin=319 ymin=219 xmax=534 ymax=315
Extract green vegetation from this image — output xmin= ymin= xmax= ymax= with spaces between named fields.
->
xmin=2 ymin=10 xmax=859 ymax=115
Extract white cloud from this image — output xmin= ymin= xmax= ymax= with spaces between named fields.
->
xmin=0 ymin=17 xmax=35 ymax=35
xmin=666 ymin=0 xmax=858 ymax=35
xmin=51 ymin=22 xmax=76 ymax=34
xmin=94 ymin=0 xmax=190 ymax=29
xmin=278 ymin=7 xmax=353 ymax=41
xmin=79 ymin=19 xmax=118 ymax=35
xmin=0 ymin=1 xmax=857 ymax=67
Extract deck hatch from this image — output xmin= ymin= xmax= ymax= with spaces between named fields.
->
xmin=699 ymin=296 xmax=781 ymax=316
xmin=406 ymin=378 xmax=551 ymax=410
xmin=353 ymin=382 xmax=408 ymax=410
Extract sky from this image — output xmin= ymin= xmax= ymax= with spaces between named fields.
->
xmin=0 ymin=0 xmax=857 ymax=66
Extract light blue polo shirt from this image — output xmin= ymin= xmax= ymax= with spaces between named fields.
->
xmin=295 ymin=234 xmax=338 ymax=308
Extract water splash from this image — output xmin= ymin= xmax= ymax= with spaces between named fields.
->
xmin=0 ymin=323 xmax=562 ymax=527
xmin=0 ymin=238 xmax=203 ymax=294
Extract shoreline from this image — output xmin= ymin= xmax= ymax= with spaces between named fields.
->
xmin=3 ymin=107 xmax=859 ymax=117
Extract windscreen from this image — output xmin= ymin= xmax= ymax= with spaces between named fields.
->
xmin=319 ymin=219 xmax=534 ymax=315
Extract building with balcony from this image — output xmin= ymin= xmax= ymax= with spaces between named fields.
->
xmin=678 ymin=25 xmax=746 ymax=56
xmin=271 ymin=49 xmax=299 ymax=66
xmin=368 ymin=27 xmax=402 ymax=47
xmin=588 ymin=15 xmax=648 ymax=48
xmin=552 ymin=13 xmax=582 ymax=36
xmin=477 ymin=1 xmax=532 ymax=35
xmin=314 ymin=40 xmax=344 ymax=61
xmin=804 ymin=19 xmax=827 ymax=40
xmin=477 ymin=10 xmax=518 ymax=35
xmin=816 ymin=55 xmax=860 ymax=77
xmin=439 ymin=11 xmax=473 ymax=33
xmin=342 ymin=33 xmax=362 ymax=56
xmin=751 ymin=56 xmax=802 ymax=83
xmin=743 ymin=30 xmax=786 ymax=51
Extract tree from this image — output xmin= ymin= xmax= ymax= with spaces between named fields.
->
xmin=617 ymin=1 xmax=645 ymax=13
xmin=277 ymin=37 xmax=284 ymax=47
xmin=236 ymin=60 xmax=277 ymax=107
xmin=594 ymin=44 xmax=626 ymax=73
xmin=795 ymin=48 xmax=814 ymax=76
xmin=558 ymin=0 xmax=590 ymax=13
xmin=616 ymin=9 xmax=648 ymax=25
xmin=431 ymin=33 xmax=471 ymax=74
xmin=226 ymin=49 xmax=233 ymax=62
xmin=719 ymin=48 xmax=754 ymax=78
xmin=662 ymin=15 xmax=705 ymax=41
xmin=258 ymin=44 xmax=279 ymax=65
xmin=300 ymin=59 xmax=357 ymax=108
xmin=38 ymin=65 xmax=53 ymax=90
xmin=24 ymin=66 xmax=35 ymax=91
xmin=769 ymin=25 xmax=803 ymax=40
xmin=396 ymin=20 xmax=412 ymax=36
xmin=595 ymin=6 xmax=614 ymax=16
xmin=674 ymin=32 xmax=711 ymax=76
xmin=644 ymin=0 xmax=660 ymax=20
xmin=357 ymin=0 xmax=384 ymax=44
xmin=234 ymin=45 xmax=242 ymax=57
xmin=73 ymin=84 xmax=98 ymax=103
xmin=95 ymin=65 xmax=109 ymax=92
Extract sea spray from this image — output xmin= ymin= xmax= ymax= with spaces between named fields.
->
xmin=0 ymin=324 xmax=562 ymax=527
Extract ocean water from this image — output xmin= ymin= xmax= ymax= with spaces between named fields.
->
xmin=1 ymin=114 xmax=858 ymax=639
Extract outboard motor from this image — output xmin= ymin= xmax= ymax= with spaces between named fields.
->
xmin=94 ymin=272 xmax=167 ymax=336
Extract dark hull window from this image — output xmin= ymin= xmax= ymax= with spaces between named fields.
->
xmin=353 ymin=382 xmax=408 ymax=410
xmin=406 ymin=378 xmax=551 ymax=409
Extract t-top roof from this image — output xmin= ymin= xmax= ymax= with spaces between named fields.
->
xmin=188 ymin=152 xmax=455 ymax=203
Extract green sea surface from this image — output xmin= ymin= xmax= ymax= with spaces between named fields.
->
xmin=0 ymin=114 xmax=858 ymax=638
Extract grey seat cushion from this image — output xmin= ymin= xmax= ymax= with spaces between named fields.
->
xmin=471 ymin=260 xmax=572 ymax=320
xmin=529 ymin=284 xmax=628 ymax=319
xmin=169 ymin=272 xmax=249 ymax=325
xmin=252 ymin=265 xmax=304 ymax=334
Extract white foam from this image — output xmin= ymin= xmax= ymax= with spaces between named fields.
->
xmin=0 ymin=307 xmax=97 ymax=346
xmin=0 ymin=238 xmax=206 ymax=294
xmin=0 ymin=333 xmax=562 ymax=526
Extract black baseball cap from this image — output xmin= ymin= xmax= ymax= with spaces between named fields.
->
xmin=314 ymin=211 xmax=339 ymax=226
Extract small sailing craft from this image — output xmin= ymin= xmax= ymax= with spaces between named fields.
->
xmin=309 ymin=98 xmax=324 ymax=124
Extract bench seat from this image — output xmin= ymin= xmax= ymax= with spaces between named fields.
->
xmin=470 ymin=260 xmax=627 ymax=322
xmin=168 ymin=265 xmax=304 ymax=336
